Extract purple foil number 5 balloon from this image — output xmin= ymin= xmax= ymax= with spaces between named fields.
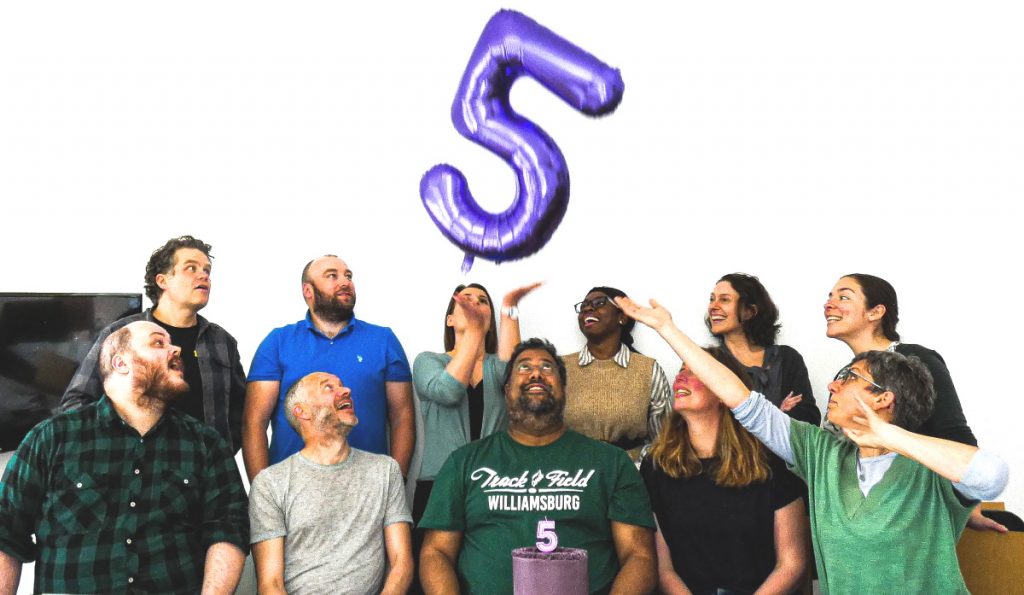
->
xmin=420 ymin=10 xmax=625 ymax=272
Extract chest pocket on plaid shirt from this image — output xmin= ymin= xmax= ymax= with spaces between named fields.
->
xmin=51 ymin=469 xmax=108 ymax=534
xmin=159 ymin=468 xmax=199 ymax=520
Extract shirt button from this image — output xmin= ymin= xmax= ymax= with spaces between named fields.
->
xmin=128 ymin=577 xmax=134 ymax=584
xmin=126 ymin=538 xmax=132 ymax=545
xmin=130 ymin=501 xmax=137 ymax=508
xmin=76 ymin=482 xmax=83 ymax=488
xmin=183 ymin=479 xmax=189 ymax=485
xmin=134 ymin=468 xmax=141 ymax=475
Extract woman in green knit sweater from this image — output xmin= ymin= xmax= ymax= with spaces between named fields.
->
xmin=618 ymin=295 xmax=1009 ymax=594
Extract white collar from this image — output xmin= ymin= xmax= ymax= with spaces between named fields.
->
xmin=578 ymin=343 xmax=631 ymax=368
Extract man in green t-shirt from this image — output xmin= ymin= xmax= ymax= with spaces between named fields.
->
xmin=419 ymin=338 xmax=656 ymax=595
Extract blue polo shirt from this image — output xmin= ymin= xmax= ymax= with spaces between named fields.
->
xmin=248 ymin=314 xmax=412 ymax=464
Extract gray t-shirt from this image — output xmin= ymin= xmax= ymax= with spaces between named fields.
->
xmin=249 ymin=448 xmax=412 ymax=595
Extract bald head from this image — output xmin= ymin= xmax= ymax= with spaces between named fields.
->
xmin=284 ymin=372 xmax=356 ymax=439
xmin=301 ymin=255 xmax=343 ymax=285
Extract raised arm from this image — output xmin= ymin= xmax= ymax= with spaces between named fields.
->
xmin=242 ymin=380 xmax=279 ymax=482
xmin=846 ymin=399 xmax=1008 ymax=500
xmin=444 ymin=293 xmax=491 ymax=385
xmin=615 ymin=297 xmax=749 ymax=408
xmin=498 ymin=282 xmax=542 ymax=360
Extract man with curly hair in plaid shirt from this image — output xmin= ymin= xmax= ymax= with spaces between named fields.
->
xmin=0 ymin=320 xmax=249 ymax=594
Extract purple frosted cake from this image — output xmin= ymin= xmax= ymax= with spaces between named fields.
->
xmin=511 ymin=547 xmax=588 ymax=595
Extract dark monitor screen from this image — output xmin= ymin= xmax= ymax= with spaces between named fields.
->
xmin=0 ymin=293 xmax=143 ymax=451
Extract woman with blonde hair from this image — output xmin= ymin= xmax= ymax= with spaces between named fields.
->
xmin=640 ymin=346 xmax=807 ymax=595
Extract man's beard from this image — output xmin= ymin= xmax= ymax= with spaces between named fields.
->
xmin=312 ymin=404 xmax=358 ymax=440
xmin=132 ymin=354 xmax=189 ymax=409
xmin=507 ymin=383 xmax=565 ymax=428
xmin=312 ymin=285 xmax=355 ymax=324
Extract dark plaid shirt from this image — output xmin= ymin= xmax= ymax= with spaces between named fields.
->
xmin=0 ymin=396 xmax=249 ymax=594
xmin=59 ymin=308 xmax=247 ymax=452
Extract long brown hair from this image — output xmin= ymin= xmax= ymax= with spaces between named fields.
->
xmin=649 ymin=346 xmax=770 ymax=487
xmin=443 ymin=284 xmax=498 ymax=354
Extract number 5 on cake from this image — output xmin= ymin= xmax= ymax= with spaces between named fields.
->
xmin=536 ymin=519 xmax=558 ymax=553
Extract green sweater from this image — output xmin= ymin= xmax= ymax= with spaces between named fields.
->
xmin=789 ymin=421 xmax=973 ymax=594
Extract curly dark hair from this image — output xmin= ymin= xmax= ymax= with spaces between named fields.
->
xmin=849 ymin=350 xmax=934 ymax=431
xmin=706 ymin=273 xmax=781 ymax=347
xmin=144 ymin=236 xmax=213 ymax=304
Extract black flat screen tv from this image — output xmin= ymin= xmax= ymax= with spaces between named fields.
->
xmin=0 ymin=293 xmax=143 ymax=451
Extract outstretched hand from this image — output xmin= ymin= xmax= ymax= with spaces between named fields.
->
xmin=842 ymin=398 xmax=895 ymax=450
xmin=614 ymin=296 xmax=673 ymax=333
xmin=780 ymin=392 xmax=803 ymax=412
xmin=453 ymin=292 xmax=491 ymax=330
xmin=503 ymin=282 xmax=543 ymax=308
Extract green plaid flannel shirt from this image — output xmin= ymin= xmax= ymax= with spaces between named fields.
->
xmin=0 ymin=395 xmax=249 ymax=593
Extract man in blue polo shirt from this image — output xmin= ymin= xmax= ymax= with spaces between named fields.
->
xmin=241 ymin=255 xmax=414 ymax=482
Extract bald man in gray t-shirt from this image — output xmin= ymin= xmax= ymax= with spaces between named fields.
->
xmin=249 ymin=372 xmax=412 ymax=594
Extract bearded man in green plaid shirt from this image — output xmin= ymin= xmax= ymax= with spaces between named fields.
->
xmin=0 ymin=320 xmax=249 ymax=594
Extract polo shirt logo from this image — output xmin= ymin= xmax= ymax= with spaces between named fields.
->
xmin=357 ymin=355 xmax=363 ymax=363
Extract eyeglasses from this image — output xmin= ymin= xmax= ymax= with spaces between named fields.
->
xmin=833 ymin=365 xmax=887 ymax=392
xmin=515 ymin=361 xmax=557 ymax=375
xmin=574 ymin=296 xmax=618 ymax=313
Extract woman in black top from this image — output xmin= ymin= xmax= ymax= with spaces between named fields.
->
xmin=708 ymin=273 xmax=820 ymax=425
xmin=640 ymin=347 xmax=807 ymax=595
xmin=823 ymin=273 xmax=974 ymax=443
xmin=824 ymin=273 xmax=1006 ymax=532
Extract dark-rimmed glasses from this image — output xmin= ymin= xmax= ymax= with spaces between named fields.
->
xmin=833 ymin=365 xmax=887 ymax=392
xmin=574 ymin=296 xmax=618 ymax=313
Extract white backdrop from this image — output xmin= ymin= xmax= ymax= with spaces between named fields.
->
xmin=2 ymin=0 xmax=1022 ymax=589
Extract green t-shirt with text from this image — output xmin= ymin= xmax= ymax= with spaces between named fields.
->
xmin=419 ymin=430 xmax=654 ymax=594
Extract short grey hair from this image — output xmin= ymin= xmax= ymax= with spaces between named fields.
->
xmin=849 ymin=350 xmax=935 ymax=431
xmin=283 ymin=378 xmax=310 ymax=433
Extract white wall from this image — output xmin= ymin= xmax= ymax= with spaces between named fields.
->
xmin=2 ymin=0 xmax=1022 ymax=588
